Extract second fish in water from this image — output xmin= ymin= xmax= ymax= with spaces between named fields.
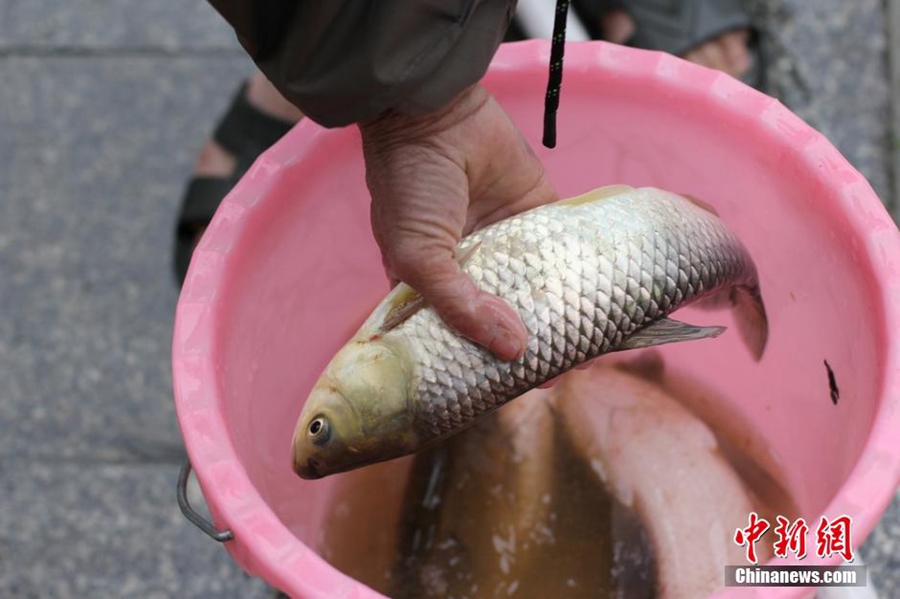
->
xmin=292 ymin=185 xmax=768 ymax=479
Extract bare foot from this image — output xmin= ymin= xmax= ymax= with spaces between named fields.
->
xmin=193 ymin=72 xmax=302 ymax=178
xmin=189 ymin=72 xmax=302 ymax=243
xmin=602 ymin=9 xmax=751 ymax=79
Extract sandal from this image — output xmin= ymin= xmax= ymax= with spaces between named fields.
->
xmin=174 ymin=81 xmax=294 ymax=286
xmin=572 ymin=0 xmax=764 ymax=88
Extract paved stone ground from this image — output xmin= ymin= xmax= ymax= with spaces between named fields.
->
xmin=749 ymin=0 xmax=893 ymax=208
xmin=0 ymin=1 xmax=895 ymax=597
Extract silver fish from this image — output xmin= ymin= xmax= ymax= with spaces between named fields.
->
xmin=292 ymin=185 xmax=767 ymax=478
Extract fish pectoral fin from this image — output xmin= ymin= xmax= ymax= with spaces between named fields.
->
xmin=380 ymin=285 xmax=426 ymax=332
xmin=617 ymin=318 xmax=726 ymax=351
xmin=455 ymin=240 xmax=481 ymax=267
xmin=380 ymin=241 xmax=483 ymax=333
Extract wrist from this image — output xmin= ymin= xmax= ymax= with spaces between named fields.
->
xmin=358 ymin=85 xmax=489 ymax=144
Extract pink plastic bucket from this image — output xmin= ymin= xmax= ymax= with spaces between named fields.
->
xmin=172 ymin=41 xmax=900 ymax=598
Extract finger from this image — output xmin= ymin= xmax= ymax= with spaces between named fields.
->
xmin=683 ymin=49 xmax=702 ymax=65
xmin=467 ymin=171 xmax=557 ymax=233
xmin=383 ymin=259 xmax=401 ymax=289
xmin=574 ymin=359 xmax=596 ymax=371
xmin=682 ymin=46 xmax=710 ymax=68
xmin=538 ymin=374 xmax=562 ymax=390
xmin=601 ymin=10 xmax=636 ymax=45
xmin=465 ymin=134 xmax=559 ymax=233
xmin=730 ymin=29 xmax=750 ymax=46
xmin=697 ymin=40 xmax=729 ymax=72
xmin=720 ymin=31 xmax=751 ymax=77
xmin=389 ymin=241 xmax=528 ymax=360
xmin=682 ymin=41 xmax=722 ymax=72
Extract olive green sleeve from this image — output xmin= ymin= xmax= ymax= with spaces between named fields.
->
xmin=207 ymin=0 xmax=517 ymax=127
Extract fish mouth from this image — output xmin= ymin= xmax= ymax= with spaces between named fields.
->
xmin=293 ymin=453 xmax=325 ymax=480
xmin=291 ymin=442 xmax=381 ymax=479
xmin=291 ymin=440 xmax=325 ymax=479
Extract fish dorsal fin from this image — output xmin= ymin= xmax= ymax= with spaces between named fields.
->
xmin=617 ymin=317 xmax=726 ymax=351
xmin=679 ymin=192 xmax=720 ymax=216
xmin=559 ymin=184 xmax=633 ymax=207
xmin=380 ymin=241 xmax=482 ymax=333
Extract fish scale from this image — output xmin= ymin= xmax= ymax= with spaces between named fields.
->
xmin=386 ymin=188 xmax=759 ymax=440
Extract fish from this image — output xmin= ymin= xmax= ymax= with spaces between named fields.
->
xmin=292 ymin=185 xmax=768 ymax=479
xmin=389 ymin=392 xmax=565 ymax=599
xmin=551 ymin=362 xmax=771 ymax=599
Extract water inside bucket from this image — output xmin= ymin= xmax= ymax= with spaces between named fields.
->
xmin=313 ymin=358 xmax=799 ymax=599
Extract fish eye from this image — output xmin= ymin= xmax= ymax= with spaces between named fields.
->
xmin=308 ymin=416 xmax=330 ymax=445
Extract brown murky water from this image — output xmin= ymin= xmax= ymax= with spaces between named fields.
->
xmin=388 ymin=408 xmax=656 ymax=599
xmin=318 ymin=357 xmax=796 ymax=599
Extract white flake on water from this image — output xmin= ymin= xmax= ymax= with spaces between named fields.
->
xmin=499 ymin=554 xmax=510 ymax=575
xmin=590 ymin=458 xmax=609 ymax=484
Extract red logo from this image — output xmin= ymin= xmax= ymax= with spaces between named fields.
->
xmin=734 ymin=512 xmax=770 ymax=564
xmin=772 ymin=516 xmax=809 ymax=560
xmin=815 ymin=515 xmax=853 ymax=562
xmin=734 ymin=514 xmax=854 ymax=564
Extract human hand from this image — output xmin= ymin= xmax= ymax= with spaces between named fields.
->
xmin=359 ymin=84 xmax=557 ymax=360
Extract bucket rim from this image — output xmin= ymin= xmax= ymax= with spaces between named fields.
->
xmin=172 ymin=40 xmax=900 ymax=599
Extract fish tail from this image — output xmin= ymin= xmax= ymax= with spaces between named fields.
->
xmin=692 ymin=284 xmax=768 ymax=360
xmin=732 ymin=285 xmax=768 ymax=361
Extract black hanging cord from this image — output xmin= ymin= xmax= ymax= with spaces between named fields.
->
xmin=542 ymin=0 xmax=570 ymax=149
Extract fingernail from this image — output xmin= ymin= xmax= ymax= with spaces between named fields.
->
xmin=491 ymin=325 xmax=524 ymax=361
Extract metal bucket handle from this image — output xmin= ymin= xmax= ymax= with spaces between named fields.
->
xmin=177 ymin=460 xmax=234 ymax=542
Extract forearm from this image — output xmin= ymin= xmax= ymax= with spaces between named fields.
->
xmin=207 ymin=0 xmax=517 ymax=127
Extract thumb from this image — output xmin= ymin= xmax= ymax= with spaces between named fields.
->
xmin=388 ymin=239 xmax=527 ymax=361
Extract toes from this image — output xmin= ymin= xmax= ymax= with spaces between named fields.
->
xmin=601 ymin=10 xmax=636 ymax=45
xmin=720 ymin=31 xmax=752 ymax=77
xmin=193 ymin=140 xmax=237 ymax=177
xmin=695 ymin=41 xmax=729 ymax=72
xmin=681 ymin=29 xmax=752 ymax=79
xmin=683 ymin=48 xmax=702 ymax=65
